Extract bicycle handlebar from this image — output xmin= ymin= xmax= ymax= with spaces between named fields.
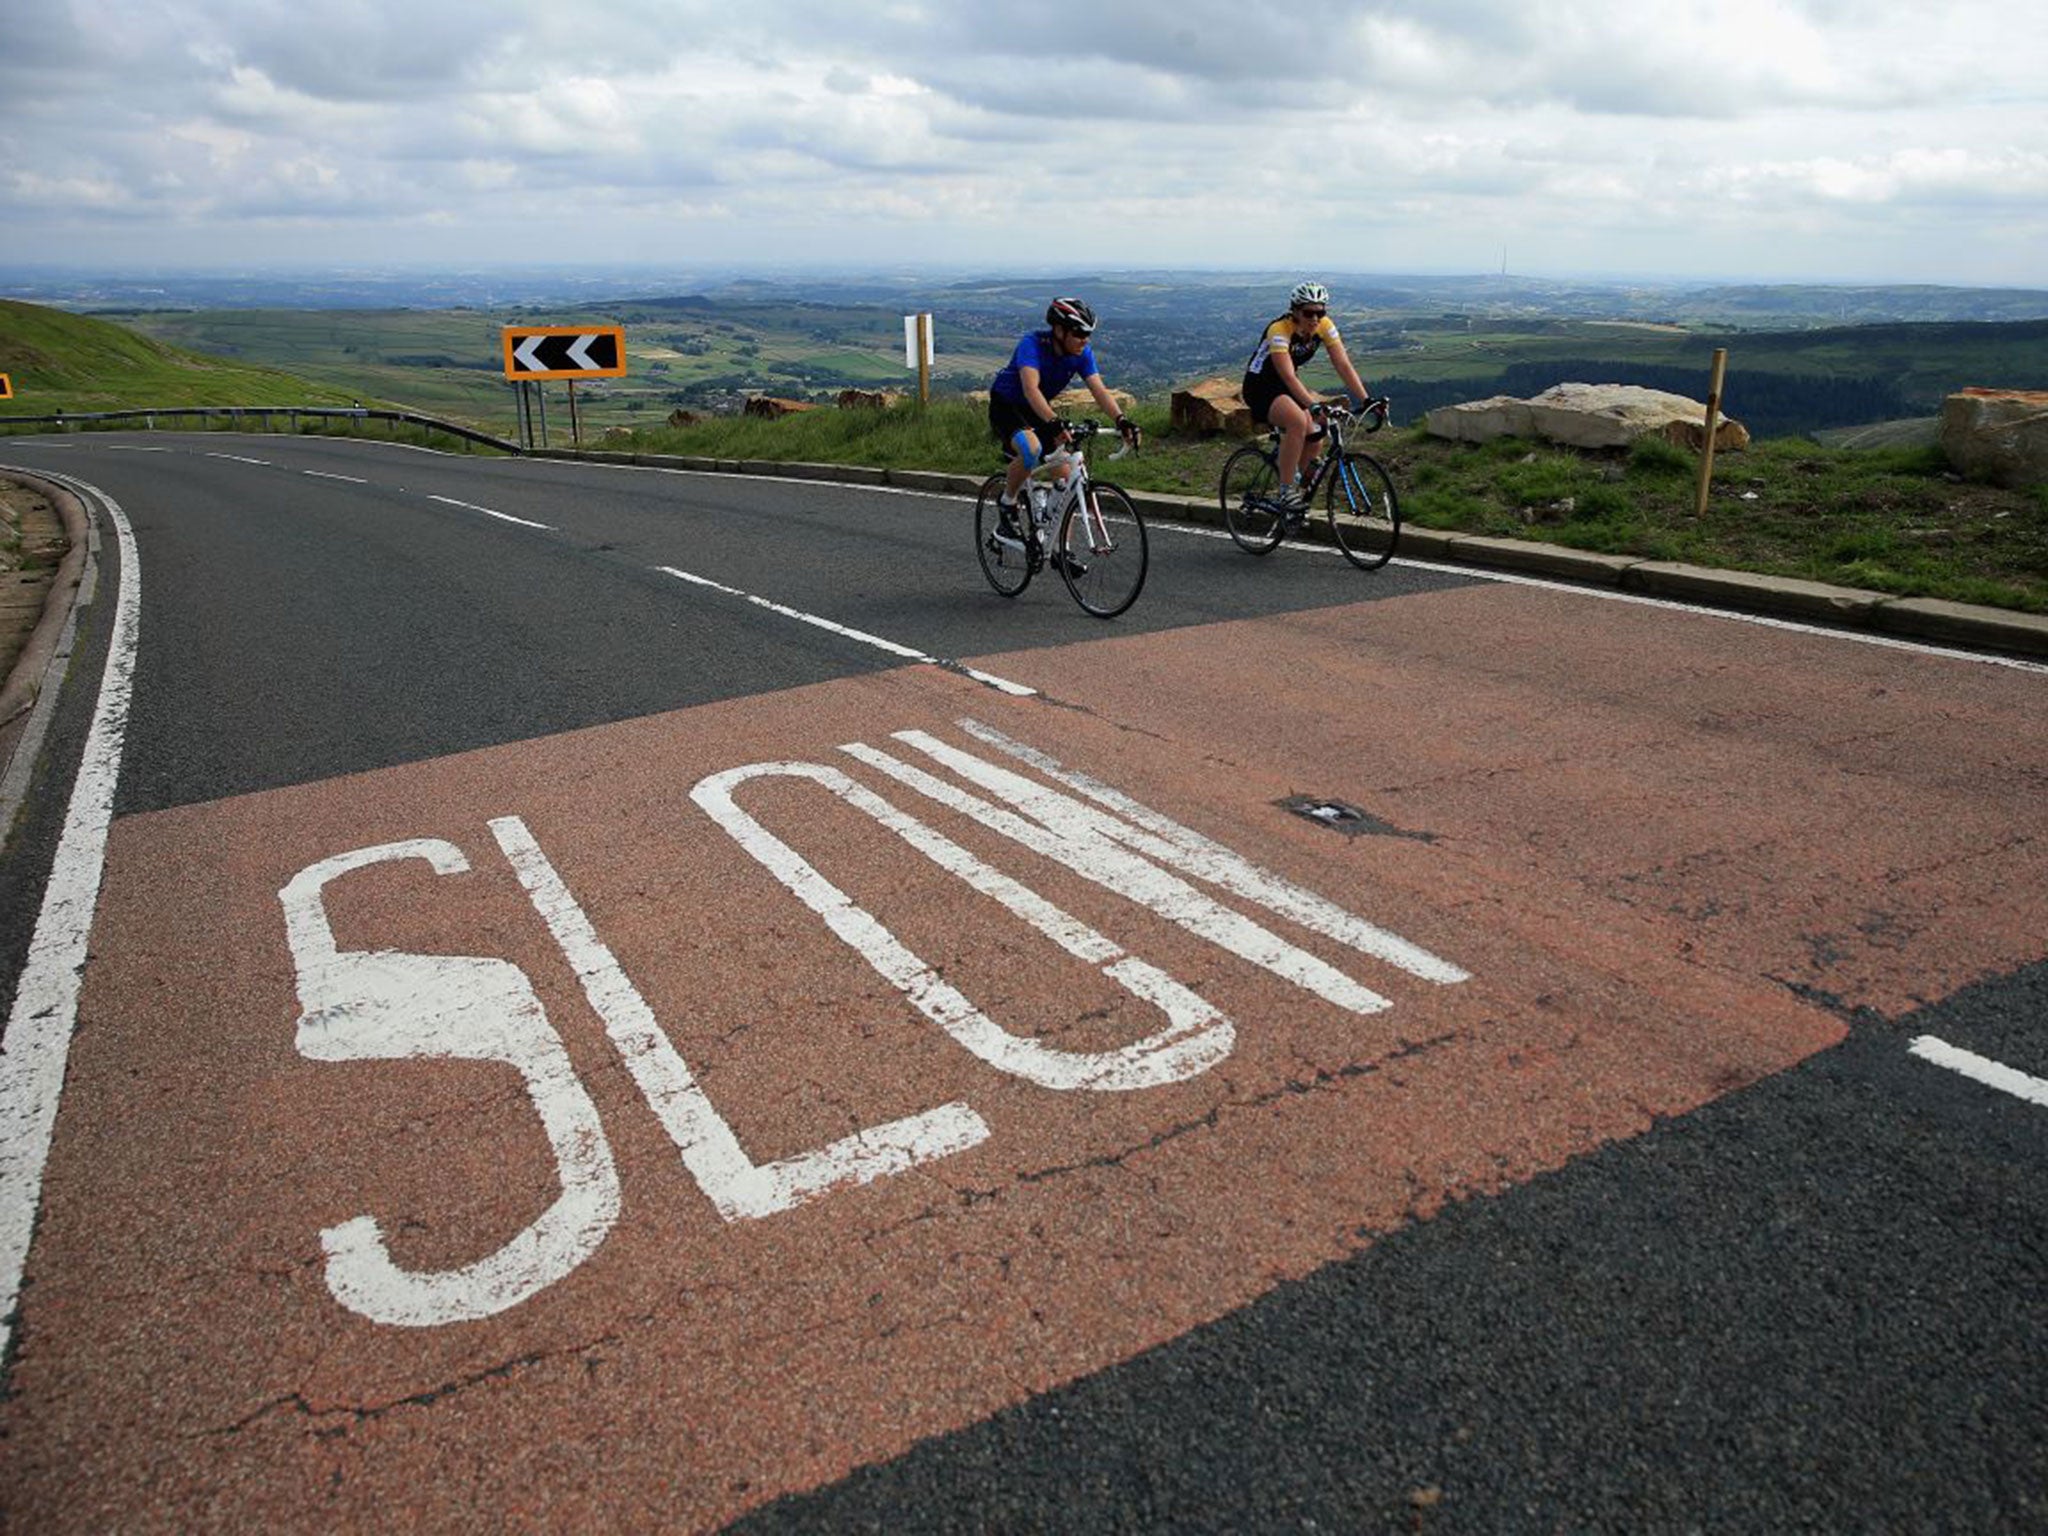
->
xmin=1045 ymin=418 xmax=1139 ymax=461
xmin=1317 ymin=397 xmax=1394 ymax=433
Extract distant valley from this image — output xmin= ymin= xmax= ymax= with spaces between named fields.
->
xmin=6 ymin=268 xmax=2047 ymax=442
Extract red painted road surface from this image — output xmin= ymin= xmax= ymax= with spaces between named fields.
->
xmin=4 ymin=583 xmax=2043 ymax=1530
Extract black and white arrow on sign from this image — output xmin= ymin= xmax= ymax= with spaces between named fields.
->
xmin=500 ymin=325 xmax=628 ymax=381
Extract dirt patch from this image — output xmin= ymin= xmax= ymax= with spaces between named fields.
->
xmin=0 ymin=476 xmax=70 ymax=699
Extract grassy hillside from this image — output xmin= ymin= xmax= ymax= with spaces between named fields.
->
xmin=0 ymin=299 xmax=368 ymax=414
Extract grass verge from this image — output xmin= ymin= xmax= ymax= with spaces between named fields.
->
xmin=611 ymin=399 xmax=2048 ymax=614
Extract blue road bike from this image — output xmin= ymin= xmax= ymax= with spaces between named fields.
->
xmin=1218 ymin=398 xmax=1401 ymax=570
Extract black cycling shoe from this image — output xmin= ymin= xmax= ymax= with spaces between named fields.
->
xmin=1050 ymin=551 xmax=1089 ymax=578
xmin=996 ymin=499 xmax=1023 ymax=539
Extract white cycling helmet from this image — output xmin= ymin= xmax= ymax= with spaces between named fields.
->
xmin=1290 ymin=281 xmax=1331 ymax=309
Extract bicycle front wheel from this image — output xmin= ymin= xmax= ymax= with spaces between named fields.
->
xmin=1327 ymin=451 xmax=1401 ymax=570
xmin=974 ymin=472 xmax=1033 ymax=597
xmin=1057 ymin=482 xmax=1148 ymax=618
xmin=1219 ymin=444 xmax=1285 ymax=554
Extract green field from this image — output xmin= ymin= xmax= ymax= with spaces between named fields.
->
xmin=66 ymin=295 xmax=2048 ymax=447
xmin=89 ymin=299 xmax=1014 ymax=440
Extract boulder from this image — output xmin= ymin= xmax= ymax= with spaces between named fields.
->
xmin=1427 ymin=383 xmax=1748 ymax=451
xmin=836 ymin=389 xmax=899 ymax=410
xmin=1171 ymin=376 xmax=1254 ymax=437
xmin=743 ymin=395 xmax=816 ymax=419
xmin=1424 ymin=395 xmax=1535 ymax=443
xmin=1940 ymin=388 xmax=2048 ymax=489
xmin=666 ymin=408 xmax=701 ymax=428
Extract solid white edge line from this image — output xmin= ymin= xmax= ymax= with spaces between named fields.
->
xmin=427 ymin=494 xmax=551 ymax=530
xmin=654 ymin=565 xmax=1036 ymax=697
xmin=1908 ymin=1036 xmax=2048 ymax=1108
xmin=0 ymin=476 xmax=140 ymax=1362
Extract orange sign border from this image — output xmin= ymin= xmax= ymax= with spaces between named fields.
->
xmin=501 ymin=325 xmax=627 ymax=382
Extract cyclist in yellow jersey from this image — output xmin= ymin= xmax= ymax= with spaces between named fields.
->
xmin=1241 ymin=281 xmax=1373 ymax=517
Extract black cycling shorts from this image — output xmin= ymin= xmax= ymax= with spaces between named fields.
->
xmin=1243 ymin=371 xmax=1327 ymax=435
xmin=989 ymin=393 xmax=1057 ymax=460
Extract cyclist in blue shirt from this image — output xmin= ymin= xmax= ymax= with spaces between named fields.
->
xmin=989 ymin=297 xmax=1141 ymax=533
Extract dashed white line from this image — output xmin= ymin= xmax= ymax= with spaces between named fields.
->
xmin=1908 ymin=1036 xmax=2048 ymax=1107
xmin=427 ymin=494 xmax=551 ymax=530
xmin=656 ymin=564 xmax=1035 ymax=696
xmin=304 ymin=470 xmax=368 ymax=484
xmin=205 ymin=452 xmax=273 ymax=466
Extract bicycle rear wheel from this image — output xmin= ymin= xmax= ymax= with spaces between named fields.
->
xmin=974 ymin=472 xmax=1033 ymax=597
xmin=1326 ymin=451 xmax=1401 ymax=570
xmin=1057 ymin=482 xmax=1148 ymax=618
xmin=1219 ymin=444 xmax=1285 ymax=554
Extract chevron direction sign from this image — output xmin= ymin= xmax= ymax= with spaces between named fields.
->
xmin=0 ymin=374 xmax=12 ymax=400
xmin=501 ymin=325 xmax=628 ymax=381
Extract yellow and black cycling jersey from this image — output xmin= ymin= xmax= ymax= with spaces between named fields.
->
xmin=1243 ymin=312 xmax=1342 ymax=376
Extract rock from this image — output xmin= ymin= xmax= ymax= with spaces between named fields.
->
xmin=666 ymin=408 xmax=701 ymax=427
xmin=836 ymin=389 xmax=898 ymax=410
xmin=1940 ymin=388 xmax=2048 ymax=489
xmin=743 ymin=395 xmax=816 ymax=419
xmin=1170 ymin=376 xmax=1253 ymax=437
xmin=1425 ymin=395 xmax=1534 ymax=443
xmin=1427 ymin=383 xmax=1748 ymax=451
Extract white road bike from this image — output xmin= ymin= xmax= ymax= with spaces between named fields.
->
xmin=974 ymin=420 xmax=1149 ymax=619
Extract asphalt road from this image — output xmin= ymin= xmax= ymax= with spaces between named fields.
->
xmin=0 ymin=431 xmax=2042 ymax=1534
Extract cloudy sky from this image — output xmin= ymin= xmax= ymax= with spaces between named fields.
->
xmin=4 ymin=0 xmax=2044 ymax=285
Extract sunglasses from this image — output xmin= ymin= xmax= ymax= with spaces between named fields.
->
xmin=1295 ymin=307 xmax=1327 ymax=320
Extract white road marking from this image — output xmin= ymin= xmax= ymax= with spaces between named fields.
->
xmin=281 ymin=839 xmax=621 ymax=1328
xmin=304 ymin=470 xmax=368 ymax=484
xmin=844 ymin=735 xmax=1396 ymax=1016
xmin=656 ymin=564 xmax=1036 ymax=696
xmin=1909 ymin=1036 xmax=2048 ymax=1107
xmin=428 ymin=494 xmax=551 ymax=530
xmin=490 ymin=815 xmax=989 ymax=1220
xmin=205 ymin=452 xmax=273 ymax=466
xmin=956 ymin=718 xmax=1470 ymax=985
xmin=0 ymin=479 xmax=139 ymax=1361
xmin=693 ymin=760 xmax=1235 ymax=1092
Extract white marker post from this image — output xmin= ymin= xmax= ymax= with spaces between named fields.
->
xmin=903 ymin=312 xmax=933 ymax=407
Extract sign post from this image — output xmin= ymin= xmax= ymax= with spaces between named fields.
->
xmin=1694 ymin=347 xmax=1728 ymax=518
xmin=903 ymin=313 xmax=933 ymax=407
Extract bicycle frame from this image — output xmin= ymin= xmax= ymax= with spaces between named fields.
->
xmin=1028 ymin=431 xmax=1133 ymax=554
xmin=976 ymin=419 xmax=1150 ymax=617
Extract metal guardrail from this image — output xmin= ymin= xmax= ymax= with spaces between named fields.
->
xmin=0 ymin=405 xmax=519 ymax=455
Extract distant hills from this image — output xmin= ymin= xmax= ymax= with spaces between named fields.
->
xmin=7 ymin=265 xmax=2048 ymax=328
xmin=5 ymin=271 xmax=2047 ymax=443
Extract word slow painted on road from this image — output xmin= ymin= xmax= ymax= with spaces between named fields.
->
xmin=279 ymin=720 xmax=1470 ymax=1328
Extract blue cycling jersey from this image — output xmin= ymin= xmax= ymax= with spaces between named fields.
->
xmin=990 ymin=329 xmax=1098 ymax=409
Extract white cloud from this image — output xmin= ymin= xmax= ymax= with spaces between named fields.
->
xmin=2 ymin=0 xmax=2044 ymax=284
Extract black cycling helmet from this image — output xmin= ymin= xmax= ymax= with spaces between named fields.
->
xmin=1046 ymin=297 xmax=1096 ymax=334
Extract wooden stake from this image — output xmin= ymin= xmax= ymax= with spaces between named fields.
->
xmin=1695 ymin=347 xmax=1728 ymax=517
